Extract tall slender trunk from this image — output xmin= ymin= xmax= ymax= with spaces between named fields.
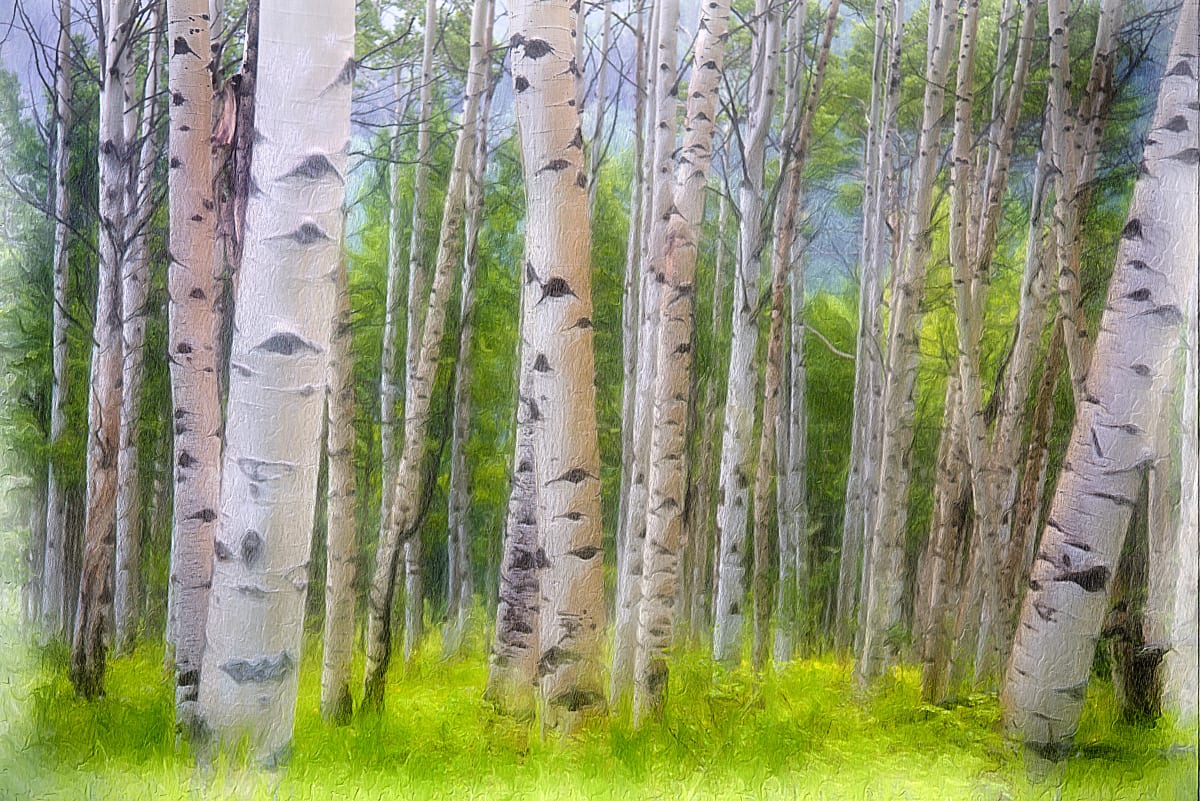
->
xmin=445 ymin=0 xmax=496 ymax=659
xmin=166 ymin=0 xmax=224 ymax=730
xmin=632 ymin=0 xmax=732 ymax=722
xmin=711 ymin=0 xmax=782 ymax=667
xmin=364 ymin=0 xmax=491 ymax=706
xmin=858 ymin=0 xmax=955 ymax=683
xmin=116 ymin=4 xmax=165 ymax=653
xmin=195 ymin=0 xmax=354 ymax=763
xmin=612 ymin=0 xmax=672 ymax=706
xmin=836 ymin=0 xmax=901 ymax=652
xmin=587 ymin=0 xmax=613 ymax=211
xmin=1002 ymin=2 xmax=1197 ymax=747
xmin=42 ymin=0 xmax=73 ymax=639
xmin=71 ymin=0 xmax=135 ymax=700
xmin=321 ymin=254 xmax=357 ymax=724
xmin=510 ymin=0 xmax=608 ymax=729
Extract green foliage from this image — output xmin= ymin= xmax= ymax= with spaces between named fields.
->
xmin=2 ymin=629 xmax=1194 ymax=800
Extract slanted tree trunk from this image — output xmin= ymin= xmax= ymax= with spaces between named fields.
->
xmin=1002 ymin=2 xmax=1198 ymax=748
xmin=320 ymin=254 xmax=357 ymax=724
xmin=857 ymin=0 xmax=956 ymax=683
xmin=444 ymin=0 xmax=496 ymax=660
xmin=41 ymin=0 xmax=73 ymax=639
xmin=712 ymin=0 xmax=782 ymax=667
xmin=194 ymin=0 xmax=354 ymax=762
xmin=71 ymin=0 xmax=136 ymax=700
xmin=364 ymin=0 xmax=490 ymax=706
xmin=166 ymin=0 xmax=224 ymax=730
xmin=510 ymin=0 xmax=607 ymax=729
xmin=632 ymin=0 xmax=731 ymax=723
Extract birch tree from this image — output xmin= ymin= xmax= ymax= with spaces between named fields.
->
xmin=857 ymin=0 xmax=955 ymax=682
xmin=41 ymin=0 xmax=72 ymax=638
xmin=116 ymin=4 xmax=166 ymax=652
xmin=321 ymin=254 xmax=356 ymax=724
xmin=195 ymin=0 xmax=354 ymax=761
xmin=711 ymin=0 xmax=782 ymax=667
xmin=166 ymin=0 xmax=224 ymax=727
xmin=510 ymin=0 xmax=607 ymax=728
xmin=612 ymin=0 xmax=673 ymax=704
xmin=364 ymin=0 xmax=492 ymax=706
xmin=445 ymin=0 xmax=496 ymax=660
xmin=633 ymin=0 xmax=731 ymax=721
xmin=1002 ymin=0 xmax=1198 ymax=747
xmin=70 ymin=0 xmax=136 ymax=699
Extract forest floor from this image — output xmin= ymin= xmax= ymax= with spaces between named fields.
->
xmin=0 ymin=609 xmax=1196 ymax=801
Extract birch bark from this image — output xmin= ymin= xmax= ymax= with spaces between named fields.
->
xmin=321 ymin=253 xmax=357 ymax=724
xmin=41 ymin=0 xmax=73 ymax=639
xmin=633 ymin=0 xmax=731 ymax=721
xmin=712 ymin=0 xmax=782 ymax=667
xmin=510 ymin=0 xmax=607 ymax=728
xmin=70 ymin=0 xmax=135 ymax=699
xmin=166 ymin=0 xmax=223 ymax=729
xmin=195 ymin=0 xmax=353 ymax=761
xmin=1002 ymin=2 xmax=1198 ymax=746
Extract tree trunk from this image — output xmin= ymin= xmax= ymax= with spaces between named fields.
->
xmin=510 ymin=0 xmax=608 ymax=729
xmin=194 ymin=0 xmax=353 ymax=762
xmin=1002 ymin=2 xmax=1197 ymax=748
xmin=612 ymin=0 xmax=671 ymax=707
xmin=71 ymin=0 xmax=136 ymax=700
xmin=712 ymin=0 xmax=782 ymax=667
xmin=41 ymin=0 xmax=72 ymax=639
xmin=166 ymin=0 xmax=224 ymax=731
xmin=632 ymin=0 xmax=732 ymax=722
xmin=444 ymin=0 xmax=496 ymax=660
xmin=321 ymin=254 xmax=357 ymax=724
xmin=836 ymin=0 xmax=901 ymax=653
xmin=858 ymin=0 xmax=955 ymax=683
xmin=116 ymin=4 xmax=165 ymax=654
xmin=363 ymin=0 xmax=490 ymax=706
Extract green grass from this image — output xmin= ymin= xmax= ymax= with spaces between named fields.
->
xmin=0 ymin=623 xmax=1195 ymax=801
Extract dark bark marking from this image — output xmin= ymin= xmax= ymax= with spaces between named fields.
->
xmin=514 ymin=75 xmax=530 ymax=92
xmin=1167 ymin=148 xmax=1200 ymax=165
xmin=220 ymin=651 xmax=295 ymax=683
xmin=541 ymin=277 xmax=574 ymax=300
xmin=532 ymin=353 xmax=551 ymax=372
xmin=189 ymin=287 xmax=206 ymax=300
xmin=567 ymin=545 xmax=602 ymax=560
xmin=1120 ymin=219 xmax=1142 ymax=240
xmin=282 ymin=154 xmax=342 ymax=183
xmin=178 ymin=451 xmax=197 ymax=469
xmin=173 ymin=36 xmax=198 ymax=57
xmin=1162 ymin=115 xmax=1190 ymax=133
xmin=1125 ymin=288 xmax=1151 ymax=302
xmin=257 ymin=331 xmax=319 ymax=356
xmin=519 ymin=37 xmax=553 ymax=60
xmin=551 ymin=467 xmax=595 ymax=485
xmin=1054 ymin=565 xmax=1110 ymax=592
xmin=241 ymin=530 xmax=264 ymax=566
xmin=539 ymin=159 xmax=570 ymax=174
xmin=549 ymin=688 xmax=603 ymax=711
xmin=279 ymin=222 xmax=330 ymax=245
xmin=1167 ymin=59 xmax=1194 ymax=78
xmin=538 ymin=646 xmax=576 ymax=676
xmin=172 ymin=91 xmax=186 ymax=106
xmin=189 ymin=508 xmax=218 ymax=523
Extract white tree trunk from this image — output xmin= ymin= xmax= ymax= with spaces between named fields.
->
xmin=1002 ymin=2 xmax=1197 ymax=747
xmin=364 ymin=0 xmax=490 ymax=704
xmin=71 ymin=0 xmax=135 ymax=699
xmin=116 ymin=5 xmax=165 ymax=653
xmin=633 ymin=0 xmax=731 ymax=722
xmin=612 ymin=0 xmax=673 ymax=706
xmin=510 ymin=0 xmax=608 ymax=728
xmin=858 ymin=0 xmax=955 ymax=683
xmin=711 ymin=0 xmax=782 ymax=667
xmin=195 ymin=0 xmax=353 ymax=762
xmin=444 ymin=0 xmax=495 ymax=660
xmin=321 ymin=254 xmax=357 ymax=724
xmin=41 ymin=0 xmax=73 ymax=639
xmin=166 ymin=0 xmax=224 ymax=728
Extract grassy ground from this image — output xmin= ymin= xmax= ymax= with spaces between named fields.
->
xmin=0 ymin=617 xmax=1195 ymax=800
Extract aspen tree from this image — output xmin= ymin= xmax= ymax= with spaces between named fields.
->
xmin=41 ymin=0 xmax=72 ymax=638
xmin=195 ymin=0 xmax=354 ymax=761
xmin=70 ymin=0 xmax=136 ymax=699
xmin=1003 ymin=0 xmax=1198 ymax=746
xmin=165 ymin=0 xmax=224 ymax=727
xmin=510 ymin=0 xmax=608 ymax=728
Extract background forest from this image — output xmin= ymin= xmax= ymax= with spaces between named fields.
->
xmin=0 ymin=0 xmax=1196 ymax=798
